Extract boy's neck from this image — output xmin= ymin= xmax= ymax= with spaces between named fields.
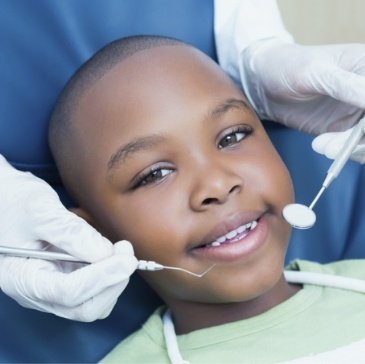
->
xmin=167 ymin=275 xmax=301 ymax=335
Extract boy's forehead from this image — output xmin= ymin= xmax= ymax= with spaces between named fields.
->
xmin=77 ymin=45 xmax=238 ymax=129
xmin=83 ymin=45 xmax=229 ymax=102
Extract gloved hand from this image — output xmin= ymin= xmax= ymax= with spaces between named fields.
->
xmin=239 ymin=40 xmax=365 ymax=138
xmin=214 ymin=0 xmax=365 ymax=162
xmin=0 ymin=155 xmax=138 ymax=321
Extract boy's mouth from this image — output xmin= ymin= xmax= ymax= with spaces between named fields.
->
xmin=190 ymin=212 xmax=268 ymax=263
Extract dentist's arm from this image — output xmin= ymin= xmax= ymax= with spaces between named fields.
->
xmin=0 ymin=155 xmax=138 ymax=321
xmin=214 ymin=0 xmax=365 ymax=162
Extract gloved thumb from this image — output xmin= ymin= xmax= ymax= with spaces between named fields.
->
xmin=112 ymin=239 xmax=139 ymax=273
xmin=113 ymin=239 xmax=135 ymax=256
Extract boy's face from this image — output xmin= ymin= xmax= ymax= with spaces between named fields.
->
xmin=73 ymin=46 xmax=294 ymax=308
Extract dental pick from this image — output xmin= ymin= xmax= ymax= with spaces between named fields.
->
xmin=0 ymin=246 xmax=215 ymax=278
xmin=137 ymin=260 xmax=216 ymax=277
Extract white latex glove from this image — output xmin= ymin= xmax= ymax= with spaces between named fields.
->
xmin=0 ymin=155 xmax=138 ymax=321
xmin=238 ymin=41 xmax=365 ymax=136
xmin=214 ymin=0 xmax=365 ymax=161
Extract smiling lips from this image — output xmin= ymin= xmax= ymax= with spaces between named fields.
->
xmin=192 ymin=215 xmax=268 ymax=263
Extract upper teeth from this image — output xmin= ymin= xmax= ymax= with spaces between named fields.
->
xmin=208 ymin=220 xmax=258 ymax=247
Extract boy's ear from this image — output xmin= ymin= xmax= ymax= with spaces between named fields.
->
xmin=69 ymin=207 xmax=98 ymax=229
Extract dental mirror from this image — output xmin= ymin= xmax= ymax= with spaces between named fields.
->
xmin=282 ymin=203 xmax=316 ymax=229
xmin=283 ymin=115 xmax=365 ymax=230
xmin=282 ymin=185 xmax=324 ymax=229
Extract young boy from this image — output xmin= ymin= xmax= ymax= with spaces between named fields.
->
xmin=49 ymin=36 xmax=365 ymax=363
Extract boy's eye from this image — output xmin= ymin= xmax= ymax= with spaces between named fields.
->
xmin=133 ymin=167 xmax=173 ymax=188
xmin=218 ymin=126 xmax=252 ymax=149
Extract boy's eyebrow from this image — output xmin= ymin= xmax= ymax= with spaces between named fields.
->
xmin=107 ymin=134 xmax=165 ymax=171
xmin=107 ymin=98 xmax=251 ymax=172
xmin=210 ymin=98 xmax=252 ymax=119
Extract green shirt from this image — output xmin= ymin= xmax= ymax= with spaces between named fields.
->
xmin=102 ymin=260 xmax=365 ymax=363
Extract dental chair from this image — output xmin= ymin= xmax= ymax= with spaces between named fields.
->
xmin=1 ymin=1 xmax=365 ymax=362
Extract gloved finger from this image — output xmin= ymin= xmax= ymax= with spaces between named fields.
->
xmin=68 ymin=280 xmax=129 ymax=321
xmin=33 ymin=207 xmax=115 ymax=263
xmin=312 ymin=132 xmax=335 ymax=155
xmin=42 ymin=253 xmax=138 ymax=307
xmin=312 ymin=131 xmax=347 ymax=159
xmin=40 ymin=281 xmax=129 ymax=322
xmin=13 ymin=277 xmax=129 ymax=322
xmin=0 ymin=256 xmax=53 ymax=305
xmin=314 ymin=65 xmax=365 ymax=109
xmin=312 ymin=130 xmax=365 ymax=163
xmin=59 ymin=241 xmax=137 ymax=321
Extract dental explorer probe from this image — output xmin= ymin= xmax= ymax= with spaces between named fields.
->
xmin=283 ymin=115 xmax=365 ymax=229
xmin=0 ymin=246 xmax=215 ymax=278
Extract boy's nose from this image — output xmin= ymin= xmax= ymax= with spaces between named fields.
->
xmin=189 ymin=162 xmax=243 ymax=211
